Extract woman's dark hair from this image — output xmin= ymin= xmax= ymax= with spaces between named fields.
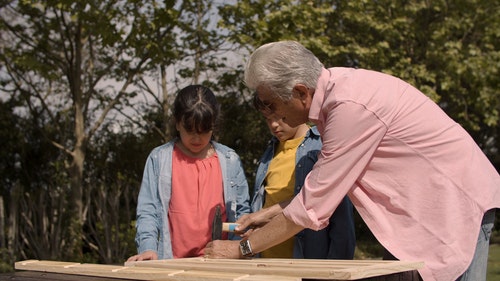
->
xmin=169 ymin=85 xmax=221 ymax=139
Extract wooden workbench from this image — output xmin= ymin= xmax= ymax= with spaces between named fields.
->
xmin=5 ymin=258 xmax=424 ymax=281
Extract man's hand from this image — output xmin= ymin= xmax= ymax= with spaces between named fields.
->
xmin=203 ymin=240 xmax=241 ymax=259
xmin=127 ymin=250 xmax=158 ymax=262
xmin=235 ymin=201 xmax=290 ymax=235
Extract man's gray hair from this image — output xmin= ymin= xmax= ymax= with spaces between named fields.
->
xmin=244 ymin=41 xmax=324 ymax=100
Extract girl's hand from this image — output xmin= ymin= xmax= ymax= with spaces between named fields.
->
xmin=127 ymin=250 xmax=158 ymax=261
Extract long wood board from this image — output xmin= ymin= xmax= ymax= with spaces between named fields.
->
xmin=15 ymin=260 xmax=299 ymax=281
xmin=16 ymin=258 xmax=424 ymax=280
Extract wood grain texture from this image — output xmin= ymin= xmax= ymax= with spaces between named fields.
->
xmin=14 ymin=259 xmax=423 ymax=280
xmin=126 ymin=258 xmax=423 ymax=280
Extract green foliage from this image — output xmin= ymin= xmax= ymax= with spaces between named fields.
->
xmin=488 ymin=243 xmax=500 ymax=280
xmin=176 ymin=0 xmax=226 ymax=82
xmin=0 ymin=248 xmax=14 ymax=273
xmin=0 ymin=100 xmax=23 ymax=192
xmin=219 ymin=0 xmax=500 ymax=168
xmin=218 ymin=0 xmax=334 ymax=52
xmin=217 ymin=91 xmax=270 ymax=192
xmin=323 ymin=0 xmax=500 ymax=147
xmin=82 ymin=122 xmax=161 ymax=263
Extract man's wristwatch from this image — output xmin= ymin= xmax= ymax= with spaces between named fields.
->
xmin=239 ymin=239 xmax=254 ymax=257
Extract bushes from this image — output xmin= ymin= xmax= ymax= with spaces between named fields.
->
xmin=0 ymin=248 xmax=13 ymax=273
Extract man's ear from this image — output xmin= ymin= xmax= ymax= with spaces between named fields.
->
xmin=292 ymin=84 xmax=312 ymax=103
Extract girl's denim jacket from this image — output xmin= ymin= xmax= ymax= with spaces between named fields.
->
xmin=252 ymin=126 xmax=356 ymax=259
xmin=134 ymin=140 xmax=251 ymax=259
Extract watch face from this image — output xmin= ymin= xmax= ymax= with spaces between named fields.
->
xmin=240 ymin=240 xmax=253 ymax=257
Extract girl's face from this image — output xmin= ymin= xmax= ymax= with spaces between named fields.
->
xmin=176 ymin=122 xmax=213 ymax=154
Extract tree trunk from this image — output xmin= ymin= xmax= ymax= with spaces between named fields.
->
xmin=66 ymin=20 xmax=87 ymax=260
xmin=8 ymin=182 xmax=20 ymax=261
xmin=160 ymin=65 xmax=170 ymax=140
xmin=0 ymin=196 xmax=4 ymax=249
xmin=68 ymin=147 xmax=85 ymax=259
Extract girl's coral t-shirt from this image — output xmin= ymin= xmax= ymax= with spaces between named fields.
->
xmin=169 ymin=146 xmax=226 ymax=258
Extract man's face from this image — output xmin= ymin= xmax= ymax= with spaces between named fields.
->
xmin=256 ymin=85 xmax=310 ymax=128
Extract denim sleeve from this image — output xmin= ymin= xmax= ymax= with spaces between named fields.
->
xmin=225 ymin=152 xmax=251 ymax=241
xmin=135 ymin=152 xmax=162 ymax=254
xmin=233 ymin=154 xmax=251 ymax=219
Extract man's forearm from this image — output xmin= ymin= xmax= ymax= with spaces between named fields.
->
xmin=260 ymin=199 xmax=292 ymax=222
xmin=247 ymin=212 xmax=304 ymax=255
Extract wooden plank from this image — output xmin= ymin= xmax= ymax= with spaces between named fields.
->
xmin=156 ymin=271 xmax=301 ymax=281
xmin=125 ymin=258 xmax=424 ymax=280
xmin=329 ymin=261 xmax=423 ymax=280
xmin=14 ymin=260 xmax=300 ymax=281
xmin=0 ymin=271 xmax=133 ymax=281
xmin=15 ymin=260 xmax=183 ymax=280
xmin=128 ymin=257 xmax=412 ymax=268
xmin=15 ymin=259 xmax=423 ymax=280
xmin=236 ymin=275 xmax=302 ymax=281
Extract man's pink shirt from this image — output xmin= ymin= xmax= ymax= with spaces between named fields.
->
xmin=283 ymin=67 xmax=500 ymax=281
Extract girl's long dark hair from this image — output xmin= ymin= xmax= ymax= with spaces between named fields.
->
xmin=169 ymin=85 xmax=221 ymax=139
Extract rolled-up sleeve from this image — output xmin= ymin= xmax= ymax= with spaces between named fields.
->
xmin=283 ymin=101 xmax=387 ymax=230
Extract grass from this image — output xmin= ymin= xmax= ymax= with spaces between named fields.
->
xmin=488 ymin=243 xmax=500 ymax=280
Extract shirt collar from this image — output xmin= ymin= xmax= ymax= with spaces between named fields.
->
xmin=309 ymin=67 xmax=333 ymax=123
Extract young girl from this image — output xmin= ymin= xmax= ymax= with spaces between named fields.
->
xmin=127 ymin=85 xmax=250 ymax=261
